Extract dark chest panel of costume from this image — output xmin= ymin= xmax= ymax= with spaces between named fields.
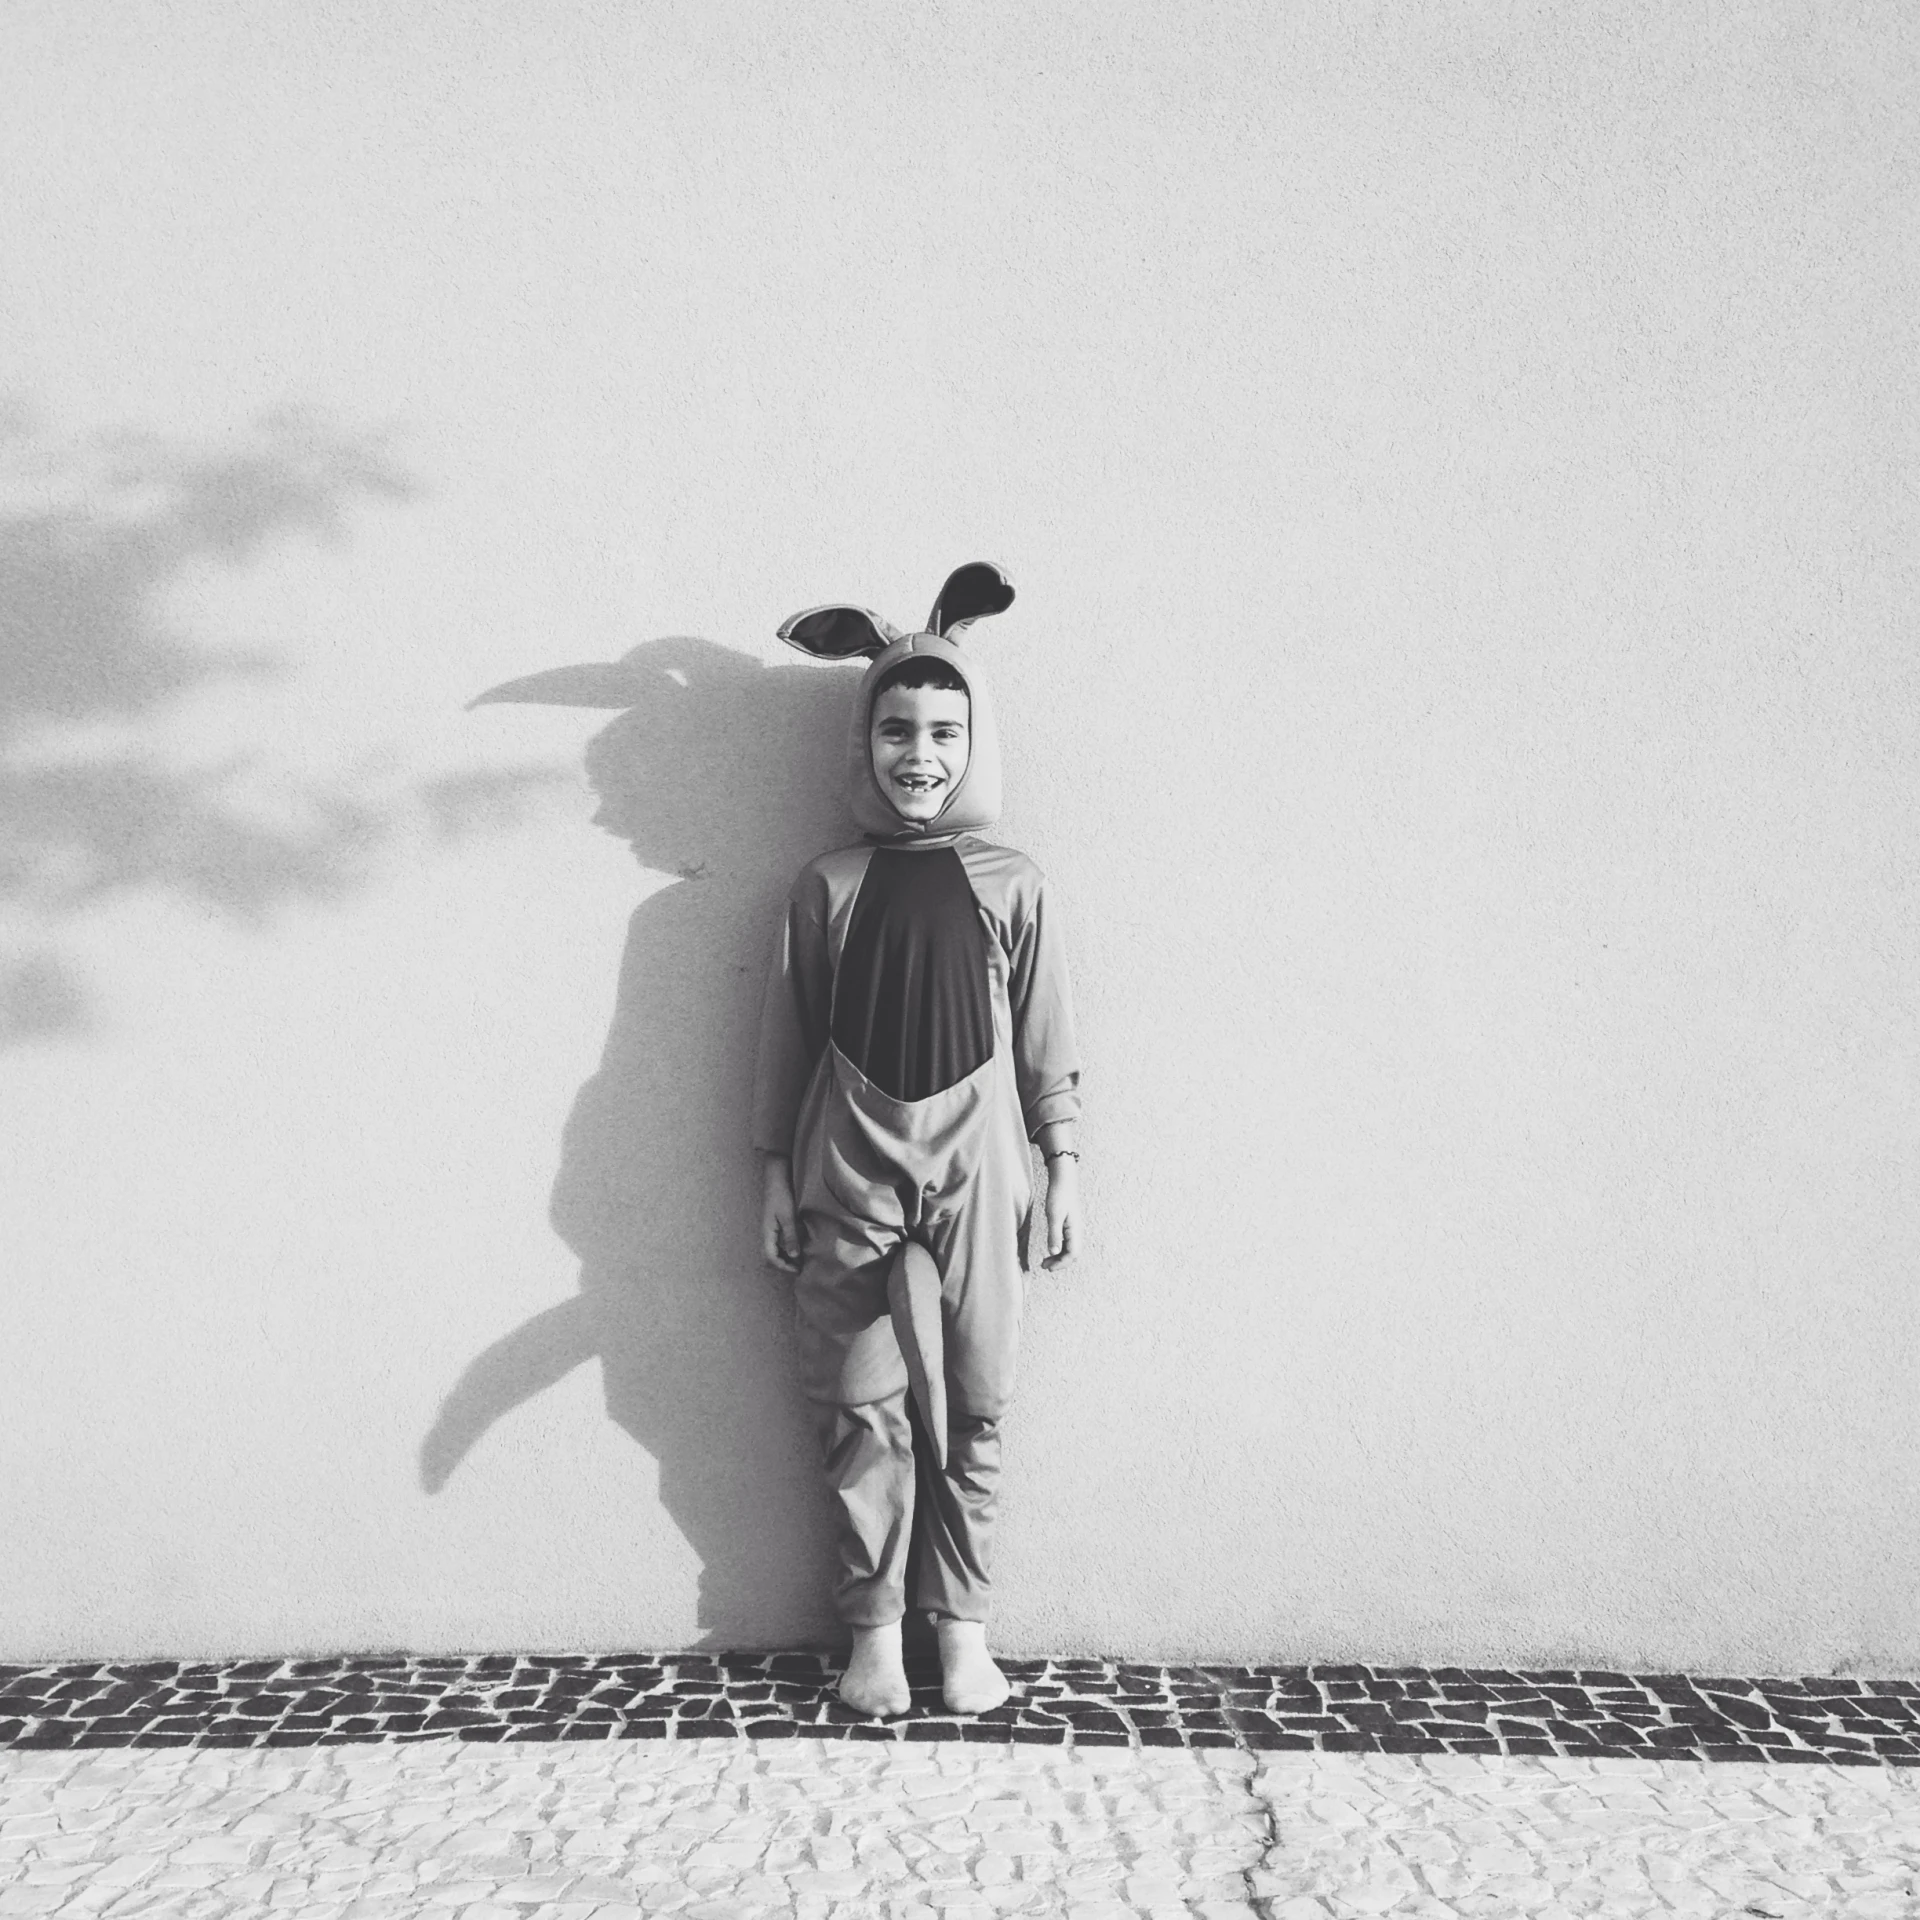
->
xmin=830 ymin=846 xmax=994 ymax=1100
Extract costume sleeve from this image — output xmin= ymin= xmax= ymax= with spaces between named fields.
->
xmin=1008 ymin=874 xmax=1082 ymax=1143
xmin=750 ymin=870 xmax=833 ymax=1155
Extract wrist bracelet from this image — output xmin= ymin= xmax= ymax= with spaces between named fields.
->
xmin=1043 ymin=1147 xmax=1080 ymax=1162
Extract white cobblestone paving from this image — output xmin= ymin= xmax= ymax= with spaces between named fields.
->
xmin=1 ymin=1740 xmax=1916 ymax=1918
xmin=1249 ymin=1754 xmax=1920 ymax=1917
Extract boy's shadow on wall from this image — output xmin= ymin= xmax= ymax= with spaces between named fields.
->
xmin=420 ymin=635 xmax=858 ymax=1647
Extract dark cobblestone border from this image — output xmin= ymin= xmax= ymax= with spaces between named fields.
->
xmin=2 ymin=1656 xmax=1916 ymax=1763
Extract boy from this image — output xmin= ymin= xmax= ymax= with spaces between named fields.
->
xmin=753 ymin=563 xmax=1082 ymax=1718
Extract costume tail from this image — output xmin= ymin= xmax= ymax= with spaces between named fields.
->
xmin=887 ymin=1241 xmax=947 ymax=1470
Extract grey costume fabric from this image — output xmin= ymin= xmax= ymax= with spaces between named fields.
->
xmin=752 ymin=634 xmax=1080 ymax=1625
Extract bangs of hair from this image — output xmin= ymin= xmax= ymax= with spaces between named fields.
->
xmin=873 ymin=657 xmax=968 ymax=702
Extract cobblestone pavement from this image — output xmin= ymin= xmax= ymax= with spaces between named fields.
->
xmin=3 ymin=1738 xmax=1919 ymax=1918
xmin=5 ymin=1656 xmax=1919 ymax=1764
xmin=1251 ymin=1753 xmax=1920 ymax=1918
xmin=0 ymin=1742 xmax=1265 ymax=1918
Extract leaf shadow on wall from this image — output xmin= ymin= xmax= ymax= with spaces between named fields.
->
xmin=0 ymin=409 xmax=565 ymax=1048
xmin=421 ymin=638 xmax=858 ymax=1647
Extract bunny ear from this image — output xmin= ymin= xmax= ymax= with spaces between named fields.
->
xmin=928 ymin=561 xmax=1014 ymax=637
xmin=777 ymin=603 xmax=902 ymax=660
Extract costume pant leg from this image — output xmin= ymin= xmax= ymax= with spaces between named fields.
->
xmin=793 ymin=1185 xmax=914 ymax=1627
xmin=911 ymin=1407 xmax=1004 ymax=1621
xmin=911 ymin=1077 xmax=1031 ymax=1623
xmin=815 ymin=1394 xmax=916 ymax=1627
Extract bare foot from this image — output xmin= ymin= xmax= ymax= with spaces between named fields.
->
xmin=936 ymin=1617 xmax=1011 ymax=1715
xmin=839 ymin=1621 xmax=911 ymax=1719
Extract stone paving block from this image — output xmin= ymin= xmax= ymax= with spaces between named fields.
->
xmin=561 ymin=1875 xmax=644 ymax=1902
xmin=789 ymin=1867 xmax=869 ymax=1895
xmin=1057 ymin=1864 xmax=1127 ymax=1896
xmin=0 ymin=1892 xmax=70 ymax=1917
xmin=973 ymin=1825 xmax=1053 ymax=1854
xmin=58 ymin=1890 xmax=129 ymax=1917
xmin=146 ymin=1867 xmax=229 ymax=1891
xmin=420 ymin=1879 xmax=502 ymax=1905
xmin=88 ymin=1898 xmax=210 ymax=1920
xmin=492 ymin=1877 xmax=582 ymax=1904
xmin=16 ymin=1859 xmax=94 ymax=1886
xmin=557 ymin=1828 xmax=632 ymax=1858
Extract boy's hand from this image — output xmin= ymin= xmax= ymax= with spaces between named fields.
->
xmin=1041 ymin=1154 xmax=1080 ymax=1270
xmin=760 ymin=1154 xmax=802 ymax=1274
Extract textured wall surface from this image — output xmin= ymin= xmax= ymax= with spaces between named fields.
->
xmin=3 ymin=0 xmax=1914 ymax=1668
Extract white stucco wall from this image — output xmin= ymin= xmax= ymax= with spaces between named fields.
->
xmin=3 ymin=0 xmax=1914 ymax=1670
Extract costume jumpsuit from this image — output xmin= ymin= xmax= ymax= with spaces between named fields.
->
xmin=751 ymin=636 xmax=1080 ymax=1627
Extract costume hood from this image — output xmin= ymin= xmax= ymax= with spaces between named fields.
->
xmin=845 ymin=632 xmax=1000 ymax=844
xmin=775 ymin=561 xmax=1015 ymax=849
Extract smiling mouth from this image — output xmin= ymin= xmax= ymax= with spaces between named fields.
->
xmin=893 ymin=773 xmax=944 ymax=793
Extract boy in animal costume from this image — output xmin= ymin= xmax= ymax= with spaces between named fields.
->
xmin=754 ymin=562 xmax=1082 ymax=1719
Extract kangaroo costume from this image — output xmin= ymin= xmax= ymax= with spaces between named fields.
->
xmin=753 ymin=563 xmax=1081 ymax=1628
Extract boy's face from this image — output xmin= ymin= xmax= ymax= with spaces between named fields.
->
xmin=869 ymin=684 xmax=970 ymax=823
